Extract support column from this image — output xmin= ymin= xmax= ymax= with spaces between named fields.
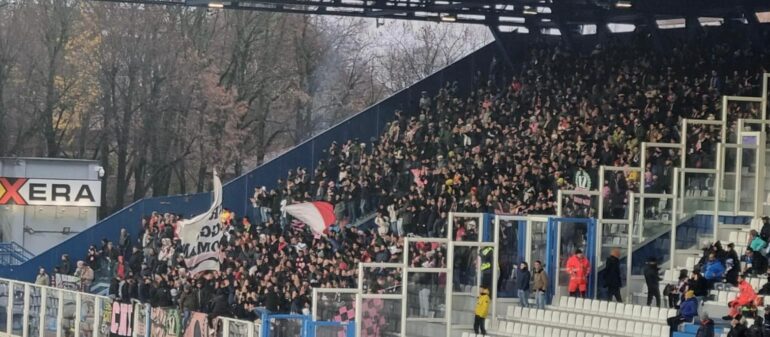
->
xmin=487 ymin=25 xmax=515 ymax=71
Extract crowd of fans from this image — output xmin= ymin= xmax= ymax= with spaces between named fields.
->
xmin=38 ymin=27 xmax=770 ymax=332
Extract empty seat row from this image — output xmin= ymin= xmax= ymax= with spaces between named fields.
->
xmin=503 ymin=307 xmax=669 ymax=336
xmin=728 ymin=231 xmax=750 ymax=246
xmin=554 ymin=297 xmax=675 ymax=323
xmin=480 ymin=322 xmax=616 ymax=337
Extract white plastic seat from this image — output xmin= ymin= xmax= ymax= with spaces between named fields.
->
xmin=506 ymin=322 xmax=515 ymax=333
xmin=641 ymin=306 xmax=650 ymax=319
xmin=552 ymin=311 xmax=561 ymax=322
xmin=575 ymin=298 xmax=585 ymax=310
xmin=507 ymin=306 xmax=515 ymax=318
xmin=514 ymin=306 xmax=522 ymax=318
xmin=576 ymin=332 xmax=585 ymax=337
xmin=591 ymin=316 xmax=601 ymax=329
xmin=623 ymin=304 xmax=633 ymax=317
xmin=513 ymin=323 xmax=522 ymax=335
xmin=599 ymin=317 xmax=609 ymax=331
xmin=536 ymin=326 xmax=545 ymax=336
xmin=598 ymin=301 xmax=608 ymax=313
xmin=560 ymin=296 xmax=569 ymax=307
xmin=591 ymin=300 xmax=600 ymax=313
xmin=560 ymin=330 xmax=569 ymax=337
xmin=544 ymin=327 xmax=552 ymax=336
xmin=583 ymin=315 xmax=592 ymax=327
xmin=658 ymin=309 xmax=668 ymax=321
xmin=608 ymin=319 xmax=617 ymax=332
xmin=729 ymin=231 xmax=738 ymax=244
xmin=632 ymin=305 xmax=643 ymax=318
xmin=528 ymin=325 xmax=537 ymax=336
xmin=624 ymin=321 xmax=635 ymax=333
xmin=528 ymin=308 xmax=537 ymax=320
xmin=607 ymin=302 xmax=616 ymax=314
xmin=649 ymin=307 xmax=660 ymax=321
xmin=583 ymin=299 xmax=592 ymax=311
xmin=544 ymin=310 xmax=553 ymax=322
xmin=568 ymin=313 xmax=576 ymax=326
xmin=576 ymin=314 xmax=585 ymax=327
xmin=643 ymin=323 xmax=653 ymax=336
xmin=568 ymin=331 xmax=577 ymax=337
xmin=535 ymin=309 xmax=544 ymax=321
xmin=652 ymin=325 xmax=661 ymax=336
xmin=662 ymin=326 xmax=670 ymax=336
xmin=567 ymin=297 xmax=576 ymax=309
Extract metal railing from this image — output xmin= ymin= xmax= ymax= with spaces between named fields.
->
xmin=0 ymin=242 xmax=34 ymax=266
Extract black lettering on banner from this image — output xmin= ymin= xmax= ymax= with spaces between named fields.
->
xmin=52 ymin=184 xmax=71 ymax=201
xmin=29 ymin=183 xmax=46 ymax=201
xmin=75 ymin=185 xmax=96 ymax=202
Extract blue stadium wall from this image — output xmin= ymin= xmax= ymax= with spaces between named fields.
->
xmin=0 ymin=35 xmax=535 ymax=281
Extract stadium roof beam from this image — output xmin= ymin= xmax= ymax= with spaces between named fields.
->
xmin=92 ymin=0 xmax=770 ymax=27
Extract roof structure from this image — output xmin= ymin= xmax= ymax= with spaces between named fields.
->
xmin=94 ymin=0 xmax=770 ymax=32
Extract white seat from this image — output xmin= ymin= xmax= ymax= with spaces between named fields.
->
xmin=528 ymin=308 xmax=537 ymax=320
xmin=643 ymin=323 xmax=653 ymax=336
xmin=632 ymin=305 xmax=643 ymax=318
xmin=536 ymin=326 xmax=545 ymax=336
xmin=608 ymin=319 xmax=617 ymax=332
xmin=560 ymin=296 xmax=569 ymax=307
xmin=652 ymin=324 xmax=661 ymax=336
xmin=507 ymin=306 xmax=514 ymax=318
xmin=528 ymin=325 xmax=537 ymax=336
xmin=592 ymin=316 xmax=601 ymax=329
xmin=568 ymin=331 xmax=577 ymax=337
xmin=598 ymin=301 xmax=608 ymax=313
xmin=461 ymin=333 xmax=470 ymax=337
xmin=607 ymin=302 xmax=616 ymax=314
xmin=535 ymin=309 xmax=544 ymax=321
xmin=624 ymin=321 xmax=635 ymax=333
xmin=729 ymin=231 xmax=738 ymax=244
xmin=552 ymin=311 xmax=561 ymax=322
xmin=662 ymin=326 xmax=670 ymax=336
xmin=641 ymin=306 xmax=650 ymax=319
xmin=506 ymin=322 xmax=515 ymax=333
xmin=561 ymin=330 xmax=569 ymax=337
xmin=583 ymin=315 xmax=592 ymax=327
xmin=658 ymin=308 xmax=668 ymax=321
xmin=623 ymin=304 xmax=633 ymax=317
xmin=633 ymin=322 xmax=644 ymax=335
xmin=583 ymin=299 xmax=592 ymax=311
xmin=568 ymin=313 xmax=576 ymax=326
xmin=576 ymin=314 xmax=585 ymax=327
xmin=576 ymin=332 xmax=585 ymax=337
xmin=575 ymin=298 xmax=585 ymax=310
xmin=600 ymin=317 xmax=609 ymax=331
xmin=591 ymin=300 xmax=600 ymax=313
xmin=567 ymin=297 xmax=577 ymax=309
xmin=649 ymin=307 xmax=660 ymax=321
xmin=513 ymin=323 xmax=522 ymax=335
xmin=514 ymin=306 xmax=522 ymax=318
xmin=544 ymin=327 xmax=552 ymax=336
xmin=544 ymin=310 xmax=553 ymax=322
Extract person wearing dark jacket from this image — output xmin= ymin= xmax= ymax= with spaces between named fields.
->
xmin=516 ymin=262 xmax=531 ymax=308
xmin=138 ymin=277 xmax=151 ymax=303
xmin=747 ymin=316 xmax=767 ymax=337
xmin=150 ymin=279 xmax=172 ymax=307
xmin=696 ymin=314 xmax=715 ymax=337
xmin=759 ymin=276 xmax=770 ymax=295
xmin=644 ymin=258 xmax=662 ymax=307
xmin=689 ymin=271 xmax=709 ymax=299
xmin=726 ymin=243 xmax=741 ymax=286
xmin=604 ymin=248 xmax=623 ymax=302
xmin=129 ymin=247 xmax=143 ymax=274
xmin=728 ymin=316 xmax=748 ymax=337
xmin=747 ymin=249 xmax=768 ymax=276
xmin=209 ymin=289 xmax=231 ymax=320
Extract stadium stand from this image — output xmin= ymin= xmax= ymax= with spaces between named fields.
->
xmin=2 ymin=13 xmax=770 ymax=337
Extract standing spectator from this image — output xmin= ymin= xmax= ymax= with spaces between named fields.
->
xmin=517 ymin=262 xmax=531 ymax=308
xmin=418 ymin=272 xmax=432 ymax=317
xmin=473 ymin=288 xmax=490 ymax=337
xmin=532 ymin=260 xmax=548 ymax=310
xmin=645 ymin=257 xmax=662 ymax=307
xmin=566 ymin=249 xmax=590 ymax=298
xmin=74 ymin=261 xmax=94 ymax=292
xmin=118 ymin=228 xmax=131 ymax=257
xmin=668 ymin=269 xmax=689 ymax=308
xmin=604 ymin=248 xmax=623 ymax=302
xmin=726 ymin=243 xmax=741 ymax=286
xmin=35 ymin=267 xmax=49 ymax=286
xmin=59 ymin=254 xmax=71 ymax=275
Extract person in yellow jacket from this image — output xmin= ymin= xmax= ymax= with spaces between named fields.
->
xmin=474 ymin=287 xmax=490 ymax=336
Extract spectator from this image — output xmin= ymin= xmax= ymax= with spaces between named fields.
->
xmin=745 ymin=248 xmax=768 ymax=277
xmin=667 ymin=291 xmax=698 ymax=337
xmin=532 ymin=260 xmax=548 ymax=310
xmin=726 ymin=243 xmax=740 ymax=286
xmin=747 ymin=316 xmax=766 ymax=337
xmin=724 ymin=274 xmax=757 ymax=321
xmin=566 ymin=249 xmax=590 ymax=298
xmin=689 ymin=271 xmax=709 ymax=301
xmin=604 ymin=248 xmax=623 ymax=302
xmin=118 ymin=228 xmax=131 ymax=256
xmin=74 ymin=261 xmax=94 ymax=291
xmin=473 ymin=287 xmax=490 ymax=337
xmin=35 ymin=267 xmax=49 ymax=286
xmin=517 ymin=262 xmax=531 ymax=308
xmin=750 ymin=230 xmax=767 ymax=253
xmin=760 ymin=217 xmax=770 ymax=242
xmin=59 ymin=254 xmax=71 ymax=275
xmin=696 ymin=313 xmax=715 ymax=337
xmin=703 ymin=253 xmax=725 ymax=285
xmin=667 ymin=269 xmax=689 ymax=309
xmin=728 ymin=316 xmax=748 ymax=337
xmin=644 ymin=257 xmax=662 ymax=307
xmin=758 ymin=275 xmax=770 ymax=295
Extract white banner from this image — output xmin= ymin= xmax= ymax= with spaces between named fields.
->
xmin=54 ymin=273 xmax=82 ymax=291
xmin=179 ymin=173 xmax=223 ymax=275
xmin=0 ymin=178 xmax=101 ymax=207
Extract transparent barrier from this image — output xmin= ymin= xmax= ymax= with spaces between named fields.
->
xmin=266 ymin=316 xmax=305 ymax=337
xmin=558 ymin=190 xmax=599 ymax=218
xmin=495 ymin=216 xmax=523 ymax=298
xmin=360 ymin=298 xmax=400 ymax=337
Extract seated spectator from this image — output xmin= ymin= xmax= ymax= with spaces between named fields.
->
xmin=667 ymin=269 xmax=689 ymax=309
xmin=758 ymin=275 xmax=770 ymax=295
xmin=696 ymin=313 xmax=715 ymax=337
xmin=724 ymin=274 xmax=757 ymax=321
xmin=744 ymin=248 xmax=768 ymax=277
xmin=703 ymin=253 xmax=725 ymax=284
xmin=667 ymin=291 xmax=698 ymax=336
xmin=728 ymin=315 xmax=748 ymax=337
xmin=726 ymin=243 xmax=740 ymax=286
xmin=760 ymin=217 xmax=770 ymax=242
xmin=689 ymin=270 xmax=709 ymax=301
xmin=747 ymin=316 xmax=767 ymax=337
xmin=750 ymin=230 xmax=767 ymax=253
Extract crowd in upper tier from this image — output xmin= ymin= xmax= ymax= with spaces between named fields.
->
xmin=42 ymin=27 xmax=770 ymax=325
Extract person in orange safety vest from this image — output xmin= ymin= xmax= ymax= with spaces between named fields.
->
xmin=566 ymin=249 xmax=590 ymax=298
xmin=724 ymin=273 xmax=757 ymax=320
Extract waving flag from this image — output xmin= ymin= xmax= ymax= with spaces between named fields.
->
xmin=284 ymin=201 xmax=336 ymax=235
xmin=178 ymin=172 xmax=224 ymax=274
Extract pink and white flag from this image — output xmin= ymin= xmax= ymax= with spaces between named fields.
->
xmin=284 ymin=201 xmax=336 ymax=235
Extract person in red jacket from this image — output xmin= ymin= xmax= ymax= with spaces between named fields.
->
xmin=566 ymin=249 xmax=590 ymax=298
xmin=724 ymin=273 xmax=757 ymax=320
